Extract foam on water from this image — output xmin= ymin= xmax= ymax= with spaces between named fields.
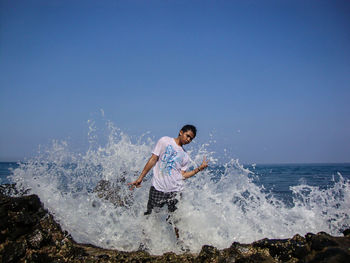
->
xmin=10 ymin=121 xmax=350 ymax=254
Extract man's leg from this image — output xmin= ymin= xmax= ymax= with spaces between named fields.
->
xmin=144 ymin=187 xmax=155 ymax=215
xmin=144 ymin=186 xmax=166 ymax=215
xmin=166 ymin=193 xmax=180 ymax=238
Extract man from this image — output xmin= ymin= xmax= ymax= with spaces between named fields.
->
xmin=129 ymin=124 xmax=208 ymax=218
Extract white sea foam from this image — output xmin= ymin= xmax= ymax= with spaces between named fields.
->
xmin=10 ymin=121 xmax=350 ymax=254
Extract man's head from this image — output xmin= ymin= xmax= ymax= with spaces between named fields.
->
xmin=178 ymin=124 xmax=197 ymax=145
xmin=180 ymin=125 xmax=197 ymax=137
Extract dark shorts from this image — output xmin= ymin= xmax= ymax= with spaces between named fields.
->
xmin=144 ymin=186 xmax=180 ymax=215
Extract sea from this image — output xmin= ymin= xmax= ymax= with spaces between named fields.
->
xmin=1 ymin=124 xmax=349 ymax=255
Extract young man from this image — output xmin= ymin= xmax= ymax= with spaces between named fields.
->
xmin=129 ymin=125 xmax=208 ymax=216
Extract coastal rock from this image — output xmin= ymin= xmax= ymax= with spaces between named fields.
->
xmin=0 ymin=189 xmax=350 ymax=262
xmin=0 ymin=183 xmax=30 ymax=197
xmin=252 ymin=235 xmax=309 ymax=261
xmin=93 ymin=179 xmax=133 ymax=207
xmin=343 ymin=228 xmax=350 ymax=237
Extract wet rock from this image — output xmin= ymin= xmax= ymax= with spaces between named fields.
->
xmin=93 ymin=179 xmax=133 ymax=207
xmin=0 ymin=190 xmax=350 ymax=262
xmin=308 ymin=247 xmax=349 ymax=263
xmin=28 ymin=229 xmax=44 ymax=248
xmin=235 ymin=253 xmax=275 ymax=263
xmin=306 ymin=231 xmax=339 ymax=251
xmin=196 ymin=245 xmax=220 ymax=262
xmin=0 ymin=183 xmax=30 ymax=197
xmin=343 ymin=228 xmax=350 ymax=237
xmin=252 ymin=234 xmax=309 ymax=261
xmin=227 ymin=242 xmax=274 ymax=262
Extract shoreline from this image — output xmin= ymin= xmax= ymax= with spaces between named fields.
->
xmin=1 ymin=184 xmax=349 ymax=262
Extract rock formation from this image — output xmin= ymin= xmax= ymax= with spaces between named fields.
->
xmin=93 ymin=179 xmax=133 ymax=207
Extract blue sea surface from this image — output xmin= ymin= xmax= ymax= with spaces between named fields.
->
xmin=0 ymin=162 xmax=19 ymax=184
xmin=249 ymin=163 xmax=350 ymax=206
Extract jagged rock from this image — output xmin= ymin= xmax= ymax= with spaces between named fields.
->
xmin=308 ymin=247 xmax=349 ymax=263
xmin=28 ymin=229 xmax=44 ymax=249
xmin=196 ymin=245 xmax=220 ymax=262
xmin=0 ymin=183 xmax=30 ymax=197
xmin=306 ymin=231 xmax=338 ymax=251
xmin=0 ymin=189 xmax=349 ymax=262
xmin=93 ymin=179 xmax=133 ymax=207
xmin=252 ymin=234 xmax=309 ymax=261
xmin=226 ymin=242 xmax=274 ymax=262
xmin=343 ymin=228 xmax=350 ymax=237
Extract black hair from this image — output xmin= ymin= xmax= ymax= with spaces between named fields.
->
xmin=180 ymin=124 xmax=197 ymax=138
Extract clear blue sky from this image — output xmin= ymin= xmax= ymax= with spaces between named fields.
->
xmin=1 ymin=0 xmax=349 ymax=163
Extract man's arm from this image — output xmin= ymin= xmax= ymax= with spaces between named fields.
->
xmin=128 ymin=154 xmax=159 ymax=190
xmin=182 ymin=156 xmax=209 ymax=179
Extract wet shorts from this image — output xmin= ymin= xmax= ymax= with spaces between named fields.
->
xmin=144 ymin=186 xmax=179 ymax=215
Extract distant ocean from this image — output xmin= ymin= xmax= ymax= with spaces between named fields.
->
xmin=1 ymin=123 xmax=349 ymax=254
xmin=1 ymin=162 xmax=20 ymax=184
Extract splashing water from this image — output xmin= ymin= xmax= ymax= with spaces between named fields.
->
xmin=10 ymin=121 xmax=350 ymax=254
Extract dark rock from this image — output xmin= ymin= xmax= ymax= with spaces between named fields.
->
xmin=251 ymin=230 xmax=350 ymax=263
xmin=343 ymin=228 xmax=350 ymax=237
xmin=308 ymin=247 xmax=350 ymax=263
xmin=1 ymin=239 xmax=27 ymax=263
xmin=235 ymin=253 xmax=274 ymax=263
xmin=28 ymin=229 xmax=44 ymax=248
xmin=0 ymin=183 xmax=30 ymax=197
xmin=308 ymin=232 xmax=338 ymax=251
xmin=196 ymin=245 xmax=220 ymax=262
xmin=253 ymin=238 xmax=293 ymax=261
xmin=25 ymin=252 xmax=54 ymax=263
xmin=222 ymin=242 xmax=274 ymax=262
xmin=0 ymin=194 xmax=46 ymax=242
xmin=93 ymin=179 xmax=133 ymax=207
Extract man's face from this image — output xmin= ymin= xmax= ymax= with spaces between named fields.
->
xmin=179 ymin=130 xmax=195 ymax=145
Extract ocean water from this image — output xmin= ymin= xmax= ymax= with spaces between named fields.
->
xmin=1 ymin=122 xmax=350 ymax=255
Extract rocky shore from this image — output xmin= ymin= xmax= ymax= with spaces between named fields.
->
xmin=1 ymin=185 xmax=349 ymax=262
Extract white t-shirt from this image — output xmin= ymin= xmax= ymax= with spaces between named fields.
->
xmin=151 ymin=136 xmax=189 ymax=192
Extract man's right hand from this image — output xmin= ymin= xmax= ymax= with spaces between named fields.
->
xmin=128 ymin=154 xmax=158 ymax=190
xmin=128 ymin=178 xmax=143 ymax=190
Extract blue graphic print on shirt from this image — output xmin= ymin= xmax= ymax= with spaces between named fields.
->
xmin=161 ymin=145 xmax=183 ymax=176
